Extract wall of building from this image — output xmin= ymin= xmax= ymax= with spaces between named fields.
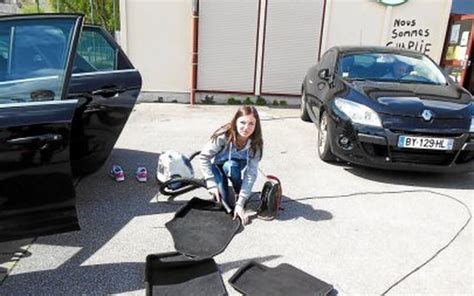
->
xmin=0 ymin=1 xmax=19 ymax=15
xmin=119 ymin=0 xmax=192 ymax=93
xmin=321 ymin=0 xmax=452 ymax=63
xmin=121 ymin=0 xmax=453 ymax=97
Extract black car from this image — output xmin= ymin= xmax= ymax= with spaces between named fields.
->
xmin=301 ymin=46 xmax=474 ymax=172
xmin=0 ymin=14 xmax=142 ymax=242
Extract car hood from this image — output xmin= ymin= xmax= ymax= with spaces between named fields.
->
xmin=348 ymin=81 xmax=473 ymax=119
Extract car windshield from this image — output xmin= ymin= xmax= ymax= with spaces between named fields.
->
xmin=337 ymin=52 xmax=447 ymax=85
xmin=0 ymin=18 xmax=76 ymax=104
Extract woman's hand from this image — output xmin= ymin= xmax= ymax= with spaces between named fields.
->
xmin=233 ymin=204 xmax=248 ymax=225
xmin=208 ymin=187 xmax=221 ymax=202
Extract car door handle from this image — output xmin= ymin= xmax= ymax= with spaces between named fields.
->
xmin=92 ymin=86 xmax=126 ymax=98
xmin=7 ymin=134 xmax=63 ymax=145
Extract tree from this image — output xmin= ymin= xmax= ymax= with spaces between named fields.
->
xmin=48 ymin=0 xmax=120 ymax=34
xmin=19 ymin=0 xmax=48 ymax=13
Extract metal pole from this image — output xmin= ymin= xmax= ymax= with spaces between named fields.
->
xmin=56 ymin=0 xmax=60 ymax=12
xmin=190 ymin=0 xmax=199 ymax=105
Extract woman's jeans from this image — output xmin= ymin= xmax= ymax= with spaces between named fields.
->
xmin=211 ymin=160 xmax=246 ymax=208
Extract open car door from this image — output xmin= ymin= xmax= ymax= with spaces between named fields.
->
xmin=0 ymin=15 xmax=83 ymax=242
xmin=68 ymin=24 xmax=142 ymax=175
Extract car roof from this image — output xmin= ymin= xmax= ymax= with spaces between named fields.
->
xmin=330 ymin=46 xmax=424 ymax=57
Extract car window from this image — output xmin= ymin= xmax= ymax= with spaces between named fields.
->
xmin=337 ymin=52 xmax=447 ymax=85
xmin=74 ymin=29 xmax=116 ymax=73
xmin=0 ymin=18 xmax=76 ymax=104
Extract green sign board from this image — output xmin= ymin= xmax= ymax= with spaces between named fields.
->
xmin=378 ymin=0 xmax=408 ymax=6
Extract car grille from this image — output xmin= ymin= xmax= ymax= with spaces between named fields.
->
xmin=389 ymin=148 xmax=456 ymax=165
xmin=456 ymin=150 xmax=474 ymax=164
xmin=361 ymin=143 xmax=457 ymax=165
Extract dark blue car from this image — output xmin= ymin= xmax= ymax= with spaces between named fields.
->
xmin=0 ymin=14 xmax=142 ymax=242
xmin=301 ymin=46 xmax=474 ymax=172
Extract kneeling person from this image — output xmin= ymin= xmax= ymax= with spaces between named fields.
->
xmin=199 ymin=106 xmax=263 ymax=225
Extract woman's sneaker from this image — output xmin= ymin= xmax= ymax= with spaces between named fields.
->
xmin=109 ymin=165 xmax=125 ymax=182
xmin=136 ymin=167 xmax=147 ymax=183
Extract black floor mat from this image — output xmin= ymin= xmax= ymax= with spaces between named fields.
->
xmin=165 ymin=197 xmax=242 ymax=259
xmin=229 ymin=261 xmax=333 ymax=296
xmin=145 ymin=252 xmax=227 ymax=296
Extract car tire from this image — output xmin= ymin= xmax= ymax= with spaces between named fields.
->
xmin=300 ymin=89 xmax=311 ymax=122
xmin=318 ymin=110 xmax=336 ymax=162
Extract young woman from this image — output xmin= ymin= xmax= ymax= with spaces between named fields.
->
xmin=198 ymin=105 xmax=263 ymax=224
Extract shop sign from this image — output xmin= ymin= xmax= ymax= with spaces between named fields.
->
xmin=385 ymin=18 xmax=432 ymax=54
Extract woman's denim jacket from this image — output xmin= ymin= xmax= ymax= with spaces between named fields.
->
xmin=199 ymin=134 xmax=261 ymax=207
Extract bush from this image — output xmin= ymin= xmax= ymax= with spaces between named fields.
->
xmin=201 ymin=95 xmax=215 ymax=104
xmin=279 ymin=100 xmax=288 ymax=106
xmin=227 ymin=97 xmax=242 ymax=105
xmin=272 ymin=99 xmax=279 ymax=106
xmin=256 ymin=96 xmax=267 ymax=105
xmin=243 ymin=97 xmax=254 ymax=105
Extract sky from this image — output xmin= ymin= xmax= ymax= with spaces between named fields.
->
xmin=451 ymin=0 xmax=474 ymax=14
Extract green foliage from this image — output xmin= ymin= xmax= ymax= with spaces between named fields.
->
xmin=272 ymin=99 xmax=279 ymax=106
xmin=256 ymin=96 xmax=266 ymax=105
xmin=243 ymin=97 xmax=254 ymax=105
xmin=20 ymin=0 xmax=120 ymax=34
xmin=47 ymin=0 xmax=121 ymax=34
xmin=20 ymin=0 xmax=48 ymax=13
xmin=201 ymin=95 xmax=215 ymax=104
xmin=227 ymin=97 xmax=242 ymax=105
xmin=279 ymin=100 xmax=288 ymax=106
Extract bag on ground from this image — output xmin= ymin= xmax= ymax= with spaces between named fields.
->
xmin=257 ymin=175 xmax=282 ymax=220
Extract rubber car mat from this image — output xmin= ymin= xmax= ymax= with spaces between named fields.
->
xmin=165 ymin=197 xmax=242 ymax=259
xmin=145 ymin=252 xmax=227 ymax=296
xmin=229 ymin=261 xmax=333 ymax=296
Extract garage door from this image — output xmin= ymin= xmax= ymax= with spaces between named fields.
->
xmin=197 ymin=0 xmax=260 ymax=93
xmin=261 ymin=0 xmax=325 ymax=95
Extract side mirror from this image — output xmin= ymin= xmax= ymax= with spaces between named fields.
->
xmin=318 ymin=68 xmax=331 ymax=80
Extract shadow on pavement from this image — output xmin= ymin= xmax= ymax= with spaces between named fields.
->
xmin=278 ymin=195 xmax=333 ymax=222
xmin=0 ymin=148 xmax=185 ymax=294
xmin=344 ymin=165 xmax=474 ymax=190
xmin=246 ymin=194 xmax=333 ymax=223
xmin=2 ymin=262 xmax=146 ymax=294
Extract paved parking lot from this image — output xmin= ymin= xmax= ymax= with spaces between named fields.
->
xmin=0 ymin=103 xmax=472 ymax=295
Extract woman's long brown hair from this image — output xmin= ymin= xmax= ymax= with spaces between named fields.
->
xmin=211 ymin=105 xmax=263 ymax=159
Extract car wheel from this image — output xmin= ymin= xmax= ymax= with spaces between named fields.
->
xmin=300 ymin=89 xmax=311 ymax=122
xmin=318 ymin=111 xmax=336 ymax=162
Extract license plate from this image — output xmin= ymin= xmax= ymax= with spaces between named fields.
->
xmin=398 ymin=135 xmax=454 ymax=150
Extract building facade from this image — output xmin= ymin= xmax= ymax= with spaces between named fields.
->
xmin=0 ymin=0 xmax=19 ymax=15
xmin=119 ymin=0 xmax=452 ymax=103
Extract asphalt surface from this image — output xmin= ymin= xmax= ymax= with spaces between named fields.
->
xmin=0 ymin=103 xmax=472 ymax=295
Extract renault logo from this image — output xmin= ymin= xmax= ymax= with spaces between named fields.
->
xmin=421 ymin=110 xmax=433 ymax=121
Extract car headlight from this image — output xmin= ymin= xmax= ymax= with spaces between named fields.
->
xmin=334 ymin=98 xmax=382 ymax=127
